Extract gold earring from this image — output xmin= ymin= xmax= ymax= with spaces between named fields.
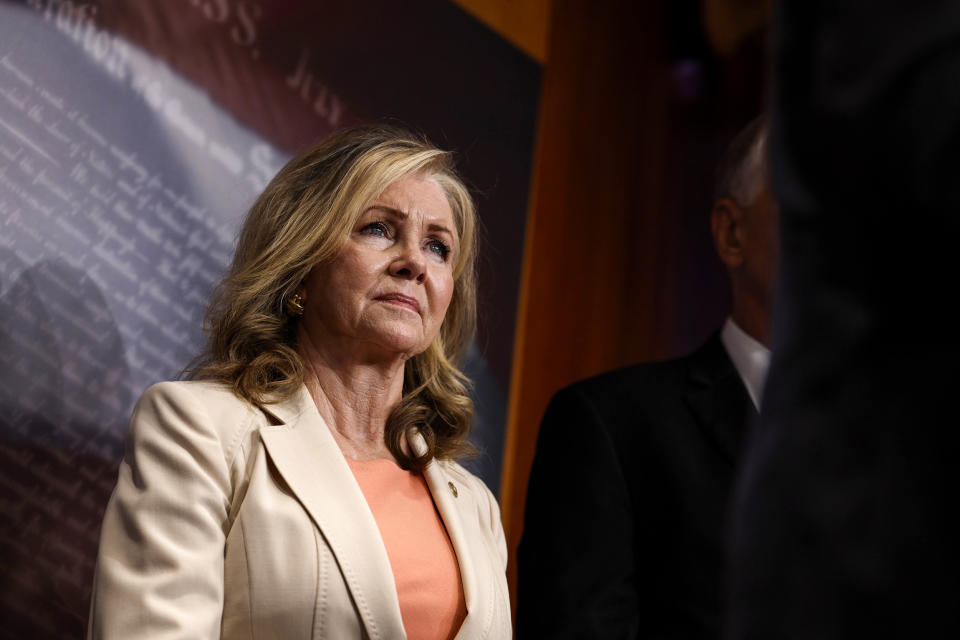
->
xmin=285 ymin=292 xmax=305 ymax=317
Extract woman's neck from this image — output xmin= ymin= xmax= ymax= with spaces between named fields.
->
xmin=297 ymin=329 xmax=407 ymax=462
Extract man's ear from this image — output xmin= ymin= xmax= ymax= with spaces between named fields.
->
xmin=711 ymin=198 xmax=746 ymax=269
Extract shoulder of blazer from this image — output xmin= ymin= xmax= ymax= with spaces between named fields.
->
xmin=557 ymin=332 xmax=739 ymax=405
xmin=136 ymin=380 xmax=265 ymax=471
xmin=563 ymin=352 xmax=692 ymax=406
xmin=546 ymin=350 xmax=692 ymax=441
xmin=542 ymin=333 xmax=748 ymax=449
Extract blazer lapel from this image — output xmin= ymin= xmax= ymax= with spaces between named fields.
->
xmin=683 ymin=333 xmax=755 ymax=465
xmin=257 ymin=385 xmax=407 ymax=640
xmin=414 ymin=434 xmax=494 ymax=639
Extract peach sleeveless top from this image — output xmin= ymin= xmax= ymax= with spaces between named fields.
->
xmin=346 ymin=458 xmax=467 ymax=640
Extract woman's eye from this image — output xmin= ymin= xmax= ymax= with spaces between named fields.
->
xmin=361 ymin=221 xmax=389 ymax=237
xmin=427 ymin=239 xmax=450 ymax=260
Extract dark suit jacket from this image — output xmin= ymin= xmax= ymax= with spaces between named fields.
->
xmin=518 ymin=334 xmax=755 ymax=639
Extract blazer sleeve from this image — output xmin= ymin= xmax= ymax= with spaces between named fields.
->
xmin=88 ymin=382 xmax=236 ymax=640
xmin=492 ymin=488 xmax=508 ymax=572
xmin=516 ymin=385 xmax=639 ymax=639
xmin=476 ymin=476 xmax=508 ymax=572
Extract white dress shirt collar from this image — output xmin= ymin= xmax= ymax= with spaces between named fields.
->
xmin=720 ymin=317 xmax=771 ymax=411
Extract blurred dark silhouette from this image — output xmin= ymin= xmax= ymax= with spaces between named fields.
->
xmin=726 ymin=1 xmax=960 ymax=637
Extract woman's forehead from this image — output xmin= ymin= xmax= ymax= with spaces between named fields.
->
xmin=366 ymin=175 xmax=457 ymax=230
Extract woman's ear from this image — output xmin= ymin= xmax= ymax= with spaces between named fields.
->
xmin=711 ymin=198 xmax=746 ymax=269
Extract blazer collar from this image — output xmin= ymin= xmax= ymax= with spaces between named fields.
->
xmin=683 ymin=332 xmax=755 ymax=465
xmin=416 ymin=441 xmax=497 ymax=639
xmin=257 ymin=385 xmax=406 ymax=640
xmin=257 ymin=386 xmax=495 ymax=640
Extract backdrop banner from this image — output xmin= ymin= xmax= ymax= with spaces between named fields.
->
xmin=0 ymin=0 xmax=539 ymax=635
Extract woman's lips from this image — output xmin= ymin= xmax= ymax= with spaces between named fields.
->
xmin=375 ymin=293 xmax=420 ymax=313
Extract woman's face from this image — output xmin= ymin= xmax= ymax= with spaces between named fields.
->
xmin=299 ymin=174 xmax=458 ymax=361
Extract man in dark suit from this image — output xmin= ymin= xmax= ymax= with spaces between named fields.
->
xmin=725 ymin=2 xmax=960 ymax=637
xmin=517 ymin=117 xmax=777 ymax=638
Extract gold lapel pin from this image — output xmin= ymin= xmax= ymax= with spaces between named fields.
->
xmin=448 ymin=481 xmax=458 ymax=498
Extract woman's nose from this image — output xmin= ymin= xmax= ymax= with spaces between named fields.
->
xmin=389 ymin=240 xmax=426 ymax=283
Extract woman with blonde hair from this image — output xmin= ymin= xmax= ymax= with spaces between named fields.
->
xmin=88 ymin=125 xmax=511 ymax=639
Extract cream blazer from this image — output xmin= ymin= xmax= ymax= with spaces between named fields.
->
xmin=88 ymin=381 xmax=511 ymax=639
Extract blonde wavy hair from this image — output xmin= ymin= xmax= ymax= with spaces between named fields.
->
xmin=189 ymin=124 xmax=478 ymax=469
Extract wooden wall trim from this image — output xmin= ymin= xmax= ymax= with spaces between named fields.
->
xmin=449 ymin=0 xmax=553 ymax=63
xmin=499 ymin=0 xmax=670 ymax=613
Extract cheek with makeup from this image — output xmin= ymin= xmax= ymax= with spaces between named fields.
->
xmin=297 ymin=175 xmax=458 ymax=360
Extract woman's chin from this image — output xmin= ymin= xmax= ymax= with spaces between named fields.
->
xmin=362 ymin=331 xmax=430 ymax=362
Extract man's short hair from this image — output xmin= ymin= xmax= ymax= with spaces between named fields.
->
xmin=713 ymin=115 xmax=768 ymax=206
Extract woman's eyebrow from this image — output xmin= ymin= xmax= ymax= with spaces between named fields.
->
xmin=367 ymin=205 xmax=455 ymax=238
xmin=427 ymin=223 xmax=454 ymax=237
xmin=366 ymin=204 xmax=408 ymax=219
